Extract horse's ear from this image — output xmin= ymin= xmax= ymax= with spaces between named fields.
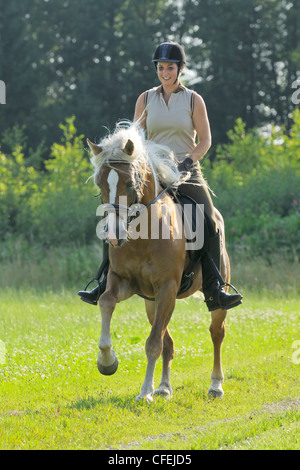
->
xmin=87 ymin=138 xmax=102 ymax=156
xmin=124 ymin=139 xmax=134 ymax=156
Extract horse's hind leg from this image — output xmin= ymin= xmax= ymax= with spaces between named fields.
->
xmin=136 ymin=286 xmax=177 ymax=401
xmin=208 ymin=308 xmax=227 ymax=398
xmin=154 ymin=327 xmax=174 ymax=398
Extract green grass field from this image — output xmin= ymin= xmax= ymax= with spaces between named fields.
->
xmin=0 ymin=286 xmax=299 ymax=450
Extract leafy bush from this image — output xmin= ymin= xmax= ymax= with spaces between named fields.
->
xmin=0 ymin=112 xmax=299 ymax=263
xmin=0 ymin=117 xmax=98 ymax=247
xmin=0 ymin=126 xmax=41 ymax=239
xmin=205 ymin=110 xmax=300 ymax=262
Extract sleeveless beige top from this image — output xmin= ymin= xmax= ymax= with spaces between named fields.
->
xmin=145 ymin=84 xmax=197 ymax=162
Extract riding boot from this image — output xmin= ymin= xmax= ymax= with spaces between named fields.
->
xmin=77 ymin=243 xmax=109 ymax=306
xmin=202 ymin=231 xmax=243 ymax=312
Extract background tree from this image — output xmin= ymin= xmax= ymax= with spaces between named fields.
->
xmin=0 ymin=0 xmax=299 ymax=160
xmin=181 ymin=0 xmax=300 ymax=147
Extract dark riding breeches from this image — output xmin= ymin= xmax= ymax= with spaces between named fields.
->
xmin=178 ymin=162 xmax=217 ymax=236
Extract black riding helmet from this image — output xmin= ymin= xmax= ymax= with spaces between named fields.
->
xmin=152 ymin=42 xmax=186 ymax=82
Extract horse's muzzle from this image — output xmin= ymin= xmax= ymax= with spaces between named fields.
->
xmin=104 ymin=212 xmax=128 ymax=247
xmin=106 ymin=237 xmax=127 ymax=247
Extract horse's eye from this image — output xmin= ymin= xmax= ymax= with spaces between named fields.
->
xmin=126 ymin=181 xmax=133 ymax=189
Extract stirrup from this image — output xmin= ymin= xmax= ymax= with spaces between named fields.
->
xmin=204 ymin=280 xmax=243 ymax=311
xmin=84 ymin=277 xmax=100 ymax=291
xmin=222 ymin=281 xmax=240 ymax=294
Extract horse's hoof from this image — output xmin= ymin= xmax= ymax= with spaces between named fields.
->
xmin=97 ymin=357 xmax=118 ymax=376
xmin=208 ymin=387 xmax=224 ymax=399
xmin=154 ymin=388 xmax=172 ymax=399
xmin=135 ymin=393 xmax=153 ymax=403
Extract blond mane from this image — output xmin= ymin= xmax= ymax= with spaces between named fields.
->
xmin=90 ymin=121 xmax=182 ymax=196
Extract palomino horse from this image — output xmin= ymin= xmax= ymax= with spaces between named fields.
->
xmin=87 ymin=122 xmax=230 ymax=401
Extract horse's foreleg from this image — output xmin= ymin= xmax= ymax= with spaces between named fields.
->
xmin=208 ymin=308 xmax=227 ymax=398
xmin=97 ymin=274 xmax=119 ymax=376
xmin=136 ymin=286 xmax=177 ymax=401
xmin=144 ymin=300 xmax=174 ymax=398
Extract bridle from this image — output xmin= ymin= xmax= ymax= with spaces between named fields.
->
xmin=97 ymin=160 xmax=173 ymax=228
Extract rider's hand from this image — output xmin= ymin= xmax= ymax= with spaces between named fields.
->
xmin=177 ymin=157 xmax=194 ymax=172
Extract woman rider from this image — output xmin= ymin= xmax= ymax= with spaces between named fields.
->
xmin=78 ymin=42 xmax=242 ymax=311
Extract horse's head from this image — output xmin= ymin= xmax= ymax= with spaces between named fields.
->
xmin=87 ymin=121 xmax=182 ymax=247
xmin=87 ymin=136 xmax=146 ymax=247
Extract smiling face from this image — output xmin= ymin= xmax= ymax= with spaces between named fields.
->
xmin=157 ymin=61 xmax=180 ymax=86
